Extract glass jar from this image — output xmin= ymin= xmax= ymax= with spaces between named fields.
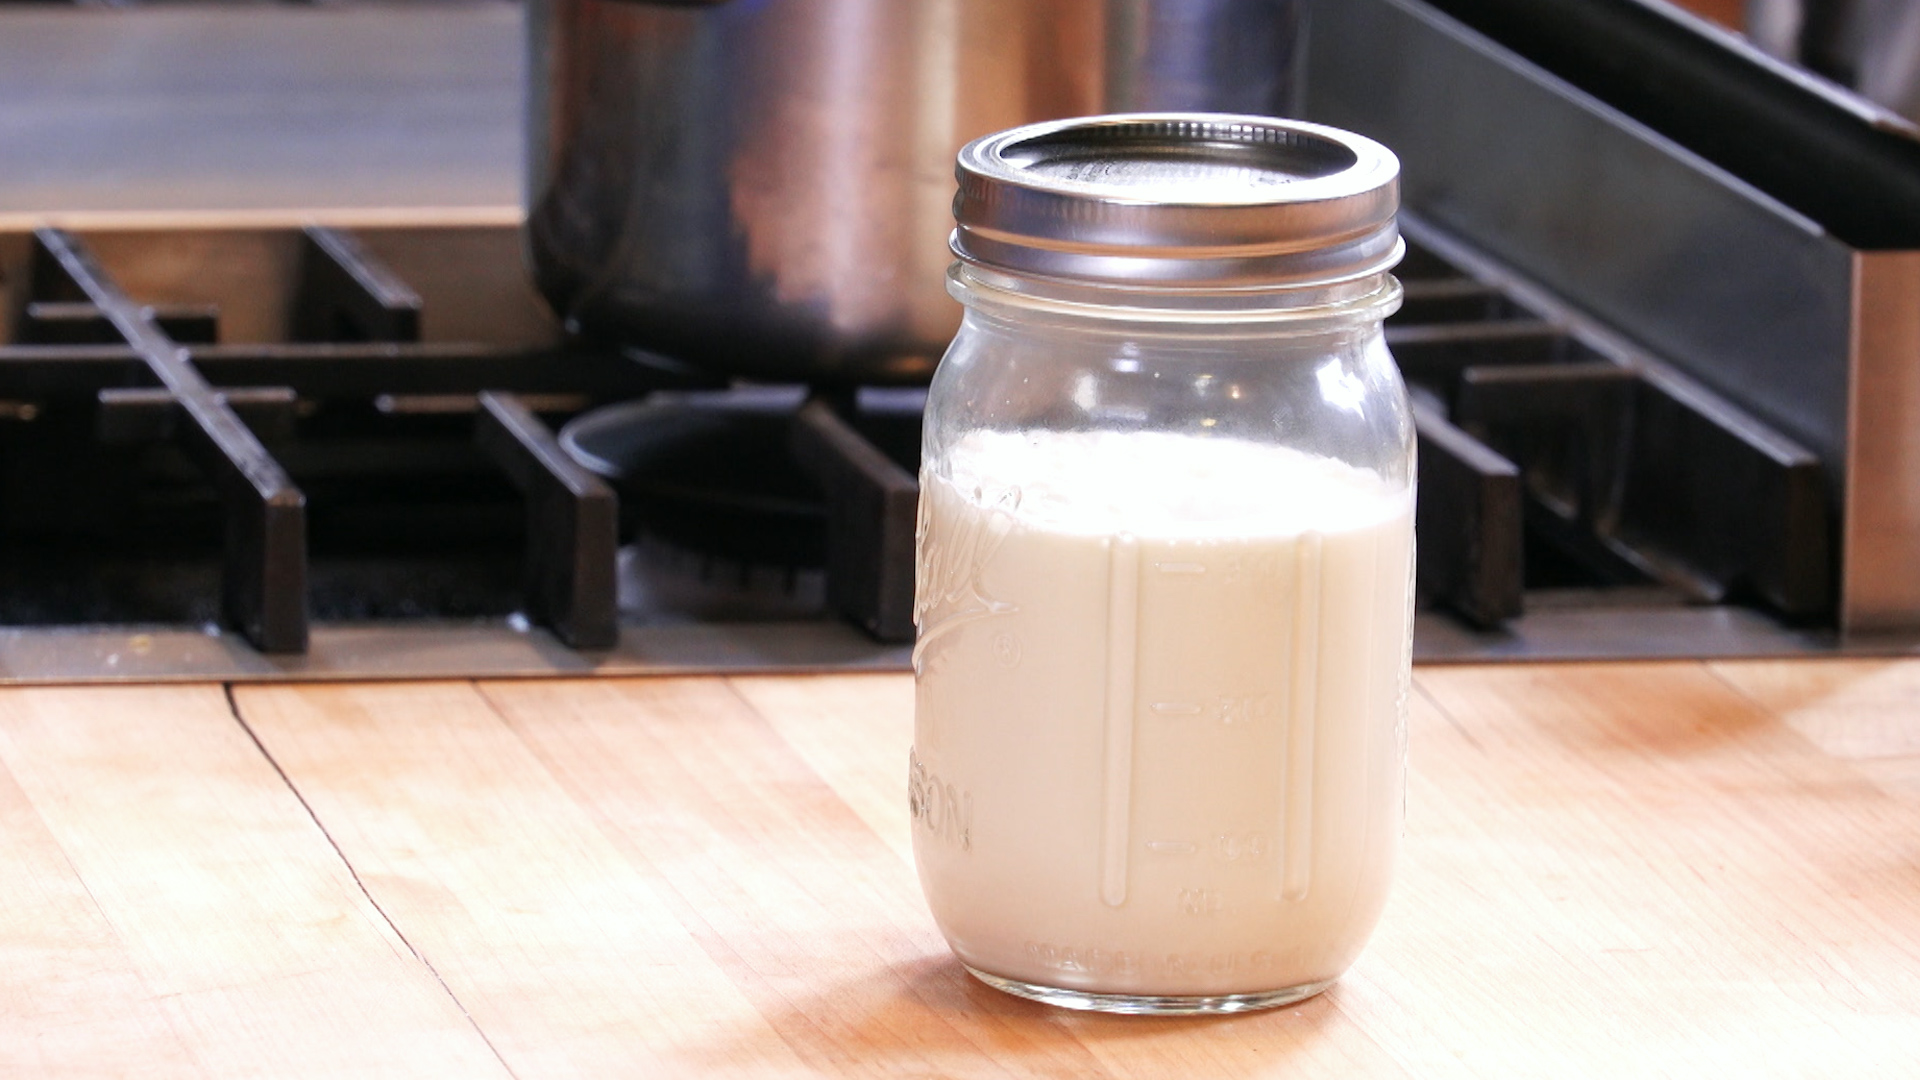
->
xmin=910 ymin=115 xmax=1416 ymax=1014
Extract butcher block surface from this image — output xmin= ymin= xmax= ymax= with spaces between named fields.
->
xmin=2 ymin=661 xmax=1918 ymax=1077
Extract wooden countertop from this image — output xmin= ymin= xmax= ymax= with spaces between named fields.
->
xmin=4 ymin=660 xmax=1918 ymax=1077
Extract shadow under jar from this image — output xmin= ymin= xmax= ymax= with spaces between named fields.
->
xmin=911 ymin=115 xmax=1416 ymax=1014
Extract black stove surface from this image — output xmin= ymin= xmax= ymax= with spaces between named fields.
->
xmin=0 ymin=221 xmax=1896 ymax=683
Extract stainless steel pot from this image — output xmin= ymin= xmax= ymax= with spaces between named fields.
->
xmin=525 ymin=0 xmax=1306 ymax=384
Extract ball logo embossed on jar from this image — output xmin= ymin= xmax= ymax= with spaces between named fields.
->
xmin=910 ymin=478 xmax=1021 ymax=675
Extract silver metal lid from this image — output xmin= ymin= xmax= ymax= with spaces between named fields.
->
xmin=952 ymin=114 xmax=1403 ymax=289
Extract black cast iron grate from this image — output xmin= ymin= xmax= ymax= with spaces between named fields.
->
xmin=0 ymin=226 xmax=677 ymax=651
xmin=1391 ymin=235 xmax=1831 ymax=628
xmin=0 ymin=224 xmax=1834 ymax=655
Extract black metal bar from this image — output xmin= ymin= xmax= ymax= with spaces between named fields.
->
xmin=1450 ymin=360 xmax=1637 ymax=530
xmin=191 ymin=343 xmax=691 ymax=398
xmin=1393 ymin=277 xmax=1528 ymax=324
xmin=0 ymin=346 xmax=151 ymax=396
xmin=1309 ymin=0 xmax=1859 ymax=483
xmin=1417 ymin=0 xmax=1920 ymax=249
xmin=789 ymin=398 xmax=918 ymax=643
xmin=22 ymin=302 xmax=220 ymax=346
xmin=1412 ymin=402 xmax=1524 ymax=626
xmin=473 ymin=391 xmax=619 ymax=649
xmin=0 ymin=342 xmax=668 ymax=400
xmin=96 ymin=386 xmax=299 ymax=445
xmin=191 ymin=343 xmax=664 ymax=398
xmin=293 ymin=226 xmax=423 ymax=343
xmin=1395 ymin=240 xmax=1462 ymax=280
xmin=33 ymin=228 xmax=308 ymax=653
xmin=1387 ymin=319 xmax=1582 ymax=387
xmin=1616 ymin=367 xmax=1832 ymax=617
xmin=1448 ymin=354 xmax=1832 ymax=617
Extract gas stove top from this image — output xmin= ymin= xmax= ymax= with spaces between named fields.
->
xmin=4 ymin=0 xmax=1917 ymax=681
xmin=0 ymin=214 xmax=1894 ymax=684
xmin=0 ymin=223 xmax=910 ymax=681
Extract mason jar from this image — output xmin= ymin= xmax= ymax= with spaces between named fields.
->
xmin=909 ymin=114 xmax=1416 ymax=1014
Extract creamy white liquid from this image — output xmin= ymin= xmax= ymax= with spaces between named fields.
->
xmin=911 ymin=429 xmax=1413 ymax=999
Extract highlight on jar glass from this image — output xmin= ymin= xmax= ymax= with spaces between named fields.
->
xmin=909 ymin=114 xmax=1416 ymax=1015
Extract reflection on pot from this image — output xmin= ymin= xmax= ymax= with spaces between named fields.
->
xmin=525 ymin=0 xmax=1307 ymax=385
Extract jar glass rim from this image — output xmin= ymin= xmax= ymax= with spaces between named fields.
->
xmin=946 ymin=261 xmax=1404 ymax=328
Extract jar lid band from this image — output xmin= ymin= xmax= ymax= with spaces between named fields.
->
xmin=952 ymin=114 xmax=1402 ymax=289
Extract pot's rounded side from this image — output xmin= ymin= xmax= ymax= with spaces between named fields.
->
xmin=526 ymin=0 xmax=1305 ymax=384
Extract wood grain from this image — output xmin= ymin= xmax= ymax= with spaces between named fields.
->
xmin=0 ymin=747 xmax=200 ymax=1078
xmin=719 ymin=666 xmax=1920 ymax=1076
xmin=1710 ymin=658 xmax=1920 ymax=805
xmin=1399 ymin=663 xmax=1920 ymax=1077
xmin=727 ymin=675 xmax=917 ymax=864
xmin=477 ymin=676 xmax=1108 ymax=1080
xmin=5 ymin=663 xmax=1920 ymax=1077
xmin=479 ymin=676 xmax=1419 ymax=1079
xmin=0 ymin=685 xmax=507 ymax=1078
xmin=231 ymin=680 xmax=811 ymax=1079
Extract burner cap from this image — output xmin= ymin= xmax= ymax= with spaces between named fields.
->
xmin=560 ymin=387 xmax=827 ymax=568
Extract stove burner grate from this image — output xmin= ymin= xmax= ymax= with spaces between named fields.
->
xmin=0 ymin=226 xmax=676 ymax=651
xmin=0 ymin=220 xmax=1838 ymax=663
xmin=561 ymin=385 xmax=921 ymax=640
xmin=1391 ymin=223 xmax=1831 ymax=628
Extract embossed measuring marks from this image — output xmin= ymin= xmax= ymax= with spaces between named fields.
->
xmin=1153 ymin=561 xmax=1207 ymax=576
xmin=1101 ymin=535 xmax=1324 ymax=912
xmin=1147 ymin=834 xmax=1274 ymax=917
xmin=1150 ymin=696 xmax=1281 ymax=723
xmin=1145 ymin=833 xmax=1272 ymax=859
